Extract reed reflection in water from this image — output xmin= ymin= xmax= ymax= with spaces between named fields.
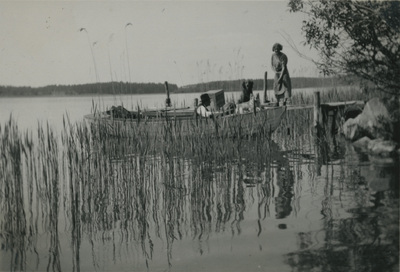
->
xmin=0 ymin=111 xmax=398 ymax=271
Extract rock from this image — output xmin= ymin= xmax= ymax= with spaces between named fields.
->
xmin=357 ymin=98 xmax=393 ymax=139
xmin=368 ymin=155 xmax=396 ymax=165
xmin=367 ymin=169 xmax=392 ymax=192
xmin=353 ymin=136 xmax=372 ymax=150
xmin=344 ymin=105 xmax=363 ymax=120
xmin=364 ymin=154 xmax=398 ymax=192
xmin=342 ymin=97 xmax=393 ymax=141
xmin=343 ymin=117 xmax=364 ymax=141
xmin=367 ymin=139 xmax=398 ymax=156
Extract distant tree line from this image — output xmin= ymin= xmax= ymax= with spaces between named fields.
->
xmin=178 ymin=76 xmax=352 ymax=93
xmin=0 ymin=82 xmax=178 ymax=97
xmin=0 ymin=77 xmax=352 ymax=97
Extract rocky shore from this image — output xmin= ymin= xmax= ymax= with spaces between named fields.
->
xmin=342 ymin=97 xmax=399 ymax=157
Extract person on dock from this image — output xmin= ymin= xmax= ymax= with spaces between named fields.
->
xmin=271 ymin=43 xmax=292 ymax=106
xmin=196 ymin=93 xmax=214 ymax=118
xmin=238 ymin=80 xmax=254 ymax=104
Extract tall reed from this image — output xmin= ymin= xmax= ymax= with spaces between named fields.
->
xmin=0 ymin=102 xmax=345 ymax=269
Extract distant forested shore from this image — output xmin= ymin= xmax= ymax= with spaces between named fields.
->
xmin=0 ymin=77 xmax=354 ymax=97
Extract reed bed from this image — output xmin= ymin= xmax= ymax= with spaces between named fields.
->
xmin=290 ymin=86 xmax=366 ymax=106
xmin=0 ymin=111 xmax=295 ymax=269
xmin=86 ymin=117 xmax=274 ymax=161
xmin=0 ymin=118 xmax=28 ymax=271
xmin=2 ymin=86 xmax=388 ymax=270
xmin=57 ymin=113 xmax=293 ymax=268
xmin=0 ymin=117 xmax=62 ymax=271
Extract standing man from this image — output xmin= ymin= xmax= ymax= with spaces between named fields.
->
xmin=271 ymin=43 xmax=292 ymax=106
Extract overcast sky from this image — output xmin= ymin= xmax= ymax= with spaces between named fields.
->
xmin=0 ymin=0 xmax=320 ymax=87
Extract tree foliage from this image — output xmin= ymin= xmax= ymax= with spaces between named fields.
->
xmin=288 ymin=0 xmax=400 ymax=94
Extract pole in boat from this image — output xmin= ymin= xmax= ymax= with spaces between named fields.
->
xmin=263 ymin=71 xmax=268 ymax=103
xmin=165 ymin=81 xmax=171 ymax=107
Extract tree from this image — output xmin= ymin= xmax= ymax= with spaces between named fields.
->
xmin=288 ymin=0 xmax=400 ymax=95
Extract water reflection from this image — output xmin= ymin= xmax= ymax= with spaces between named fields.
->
xmin=279 ymin=123 xmax=399 ymax=271
xmin=0 ymin=117 xmax=398 ymax=271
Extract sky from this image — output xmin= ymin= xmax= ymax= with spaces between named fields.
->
xmin=0 ymin=0 xmax=321 ymax=87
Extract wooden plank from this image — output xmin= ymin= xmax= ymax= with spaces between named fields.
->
xmin=321 ymin=100 xmax=364 ymax=108
xmin=206 ymin=89 xmax=225 ymax=110
xmin=286 ymin=105 xmax=313 ymax=110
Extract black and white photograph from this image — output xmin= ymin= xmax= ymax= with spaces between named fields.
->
xmin=0 ymin=0 xmax=399 ymax=271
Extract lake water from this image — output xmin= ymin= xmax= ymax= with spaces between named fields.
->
xmin=0 ymin=91 xmax=398 ymax=272
xmin=0 ymin=87 xmax=338 ymax=131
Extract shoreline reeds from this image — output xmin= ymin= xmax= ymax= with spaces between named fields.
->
xmin=1 ymin=84 xmax=395 ymax=270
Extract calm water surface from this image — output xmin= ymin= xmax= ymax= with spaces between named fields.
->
xmin=0 ymin=92 xmax=398 ymax=271
xmin=0 ymin=87 xmax=330 ymax=130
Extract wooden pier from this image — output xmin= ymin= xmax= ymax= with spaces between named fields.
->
xmin=279 ymin=91 xmax=364 ymax=136
xmin=311 ymin=91 xmax=364 ymax=135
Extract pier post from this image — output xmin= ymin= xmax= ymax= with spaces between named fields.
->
xmin=313 ymin=91 xmax=321 ymax=128
xmin=263 ymin=71 xmax=268 ymax=103
xmin=313 ymin=91 xmax=323 ymax=175
xmin=164 ymin=81 xmax=171 ymax=107
xmin=313 ymin=91 xmax=323 ymax=138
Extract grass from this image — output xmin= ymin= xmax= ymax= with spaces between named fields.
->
xmin=290 ymin=86 xmax=366 ymax=106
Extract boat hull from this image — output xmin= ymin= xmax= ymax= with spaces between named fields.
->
xmin=84 ymin=106 xmax=286 ymax=139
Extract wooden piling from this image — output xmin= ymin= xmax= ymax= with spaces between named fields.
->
xmin=164 ymin=81 xmax=171 ymax=107
xmin=330 ymin=108 xmax=338 ymax=135
xmin=193 ymin=98 xmax=199 ymax=118
xmin=313 ymin=91 xmax=321 ymax=128
xmin=313 ymin=91 xmax=323 ymax=138
xmin=263 ymin=71 xmax=268 ymax=103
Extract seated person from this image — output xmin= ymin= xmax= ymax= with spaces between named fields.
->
xmin=238 ymin=80 xmax=254 ymax=104
xmin=107 ymin=105 xmax=136 ymax=119
xmin=196 ymin=93 xmax=214 ymax=118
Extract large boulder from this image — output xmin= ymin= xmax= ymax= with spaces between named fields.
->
xmin=353 ymin=136 xmax=372 ymax=150
xmin=353 ymin=136 xmax=399 ymax=157
xmin=367 ymin=139 xmax=398 ymax=156
xmin=343 ymin=117 xmax=364 ymax=141
xmin=344 ymin=104 xmax=363 ymax=120
xmin=356 ymin=97 xmax=393 ymax=139
xmin=361 ymin=163 xmax=393 ymax=192
xmin=342 ymin=98 xmax=393 ymax=141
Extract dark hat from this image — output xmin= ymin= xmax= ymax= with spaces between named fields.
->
xmin=272 ymin=43 xmax=283 ymax=52
xmin=200 ymin=93 xmax=210 ymax=103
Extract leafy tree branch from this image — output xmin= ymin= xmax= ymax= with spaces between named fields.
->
xmin=288 ymin=0 xmax=400 ymax=95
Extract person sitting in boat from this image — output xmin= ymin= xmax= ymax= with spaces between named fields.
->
xmin=107 ymin=105 xmax=137 ymax=119
xmin=196 ymin=93 xmax=214 ymax=118
xmin=238 ymin=80 xmax=254 ymax=104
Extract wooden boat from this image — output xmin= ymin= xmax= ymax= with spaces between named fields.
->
xmin=84 ymin=89 xmax=286 ymax=139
